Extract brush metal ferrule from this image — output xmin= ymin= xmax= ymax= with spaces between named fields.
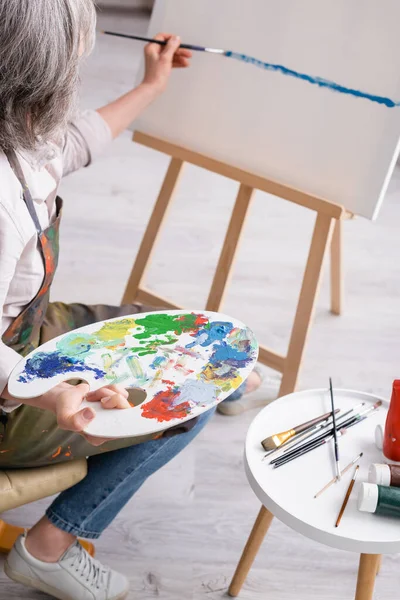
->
xmin=261 ymin=429 xmax=295 ymax=451
xmin=205 ymin=47 xmax=226 ymax=54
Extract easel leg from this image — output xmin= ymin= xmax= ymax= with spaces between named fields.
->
xmin=279 ymin=213 xmax=335 ymax=397
xmin=206 ymin=184 xmax=254 ymax=311
xmin=354 ymin=554 xmax=380 ymax=600
xmin=122 ymin=157 xmax=184 ymax=304
xmin=228 ymin=506 xmax=274 ymax=597
xmin=330 ymin=218 xmax=343 ymax=316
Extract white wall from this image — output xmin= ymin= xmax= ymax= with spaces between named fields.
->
xmin=98 ymin=0 xmax=153 ymax=10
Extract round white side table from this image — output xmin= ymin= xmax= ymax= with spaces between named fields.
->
xmin=229 ymin=388 xmax=398 ymax=600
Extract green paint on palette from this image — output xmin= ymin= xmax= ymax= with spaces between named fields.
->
xmin=102 ymin=352 xmax=117 ymax=380
xmin=129 ymin=334 xmax=177 ymax=356
xmin=133 ymin=313 xmax=206 ymax=339
xmin=109 ymin=373 xmax=130 ymax=386
xmin=57 ymin=333 xmax=96 ymax=358
xmin=126 ymin=355 xmax=144 ymax=378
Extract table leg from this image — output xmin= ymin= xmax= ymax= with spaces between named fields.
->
xmin=376 ymin=555 xmax=382 ymax=575
xmin=228 ymin=506 xmax=274 ymax=597
xmin=354 ymin=554 xmax=380 ymax=600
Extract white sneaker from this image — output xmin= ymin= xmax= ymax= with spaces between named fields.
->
xmin=5 ymin=534 xmax=129 ymax=600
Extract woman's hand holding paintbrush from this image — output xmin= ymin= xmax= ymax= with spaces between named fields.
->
xmin=103 ymin=31 xmax=226 ymax=55
xmin=142 ymin=33 xmax=193 ymax=94
xmin=97 ymin=33 xmax=192 ymax=138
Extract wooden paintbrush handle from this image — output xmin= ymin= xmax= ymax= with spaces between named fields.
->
xmin=293 ymin=409 xmax=339 ymax=435
xmin=335 ymin=466 xmax=359 ymax=527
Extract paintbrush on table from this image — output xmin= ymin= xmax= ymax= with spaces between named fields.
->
xmin=269 ymin=407 xmax=367 ymax=466
xmin=102 ymin=31 xmax=227 ymax=54
xmin=271 ymin=402 xmax=365 ymax=459
xmin=271 ymin=403 xmax=380 ymax=468
xmin=272 ymin=429 xmax=349 ymax=469
xmin=260 ymin=410 xmax=339 ymax=452
xmin=329 ymin=378 xmax=341 ymax=481
xmin=314 ymin=452 xmax=363 ymax=498
xmin=335 ymin=465 xmax=360 ymax=527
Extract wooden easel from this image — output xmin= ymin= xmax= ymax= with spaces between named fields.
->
xmin=123 ymin=131 xmax=351 ymax=398
xmin=123 ymin=132 xmax=352 ymax=594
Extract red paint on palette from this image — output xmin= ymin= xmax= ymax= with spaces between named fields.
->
xmin=141 ymin=386 xmax=191 ymax=422
xmin=194 ymin=313 xmax=208 ymax=326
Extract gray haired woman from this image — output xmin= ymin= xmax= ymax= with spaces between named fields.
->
xmin=0 ymin=1 xmax=260 ymax=598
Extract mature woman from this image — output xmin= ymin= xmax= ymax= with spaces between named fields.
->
xmin=0 ymin=1 xmax=260 ymax=598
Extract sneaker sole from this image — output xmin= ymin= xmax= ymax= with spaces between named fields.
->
xmin=4 ymin=560 xmax=129 ymax=600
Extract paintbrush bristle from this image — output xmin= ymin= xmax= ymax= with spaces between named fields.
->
xmin=261 ymin=437 xmax=281 ymax=452
xmin=261 ymin=430 xmax=294 ymax=451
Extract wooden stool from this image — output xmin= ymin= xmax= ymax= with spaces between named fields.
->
xmin=0 ymin=460 xmax=94 ymax=557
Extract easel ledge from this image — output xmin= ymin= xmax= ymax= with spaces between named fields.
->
xmin=123 ymin=131 xmax=353 ymax=397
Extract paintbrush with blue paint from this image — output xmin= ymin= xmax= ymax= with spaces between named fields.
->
xmin=102 ymin=31 xmax=227 ymax=55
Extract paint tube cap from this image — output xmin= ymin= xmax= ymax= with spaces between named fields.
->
xmin=369 ymin=464 xmax=391 ymax=486
xmin=358 ymin=483 xmax=379 ymax=513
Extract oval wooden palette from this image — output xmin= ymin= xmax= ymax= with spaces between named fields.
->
xmin=8 ymin=310 xmax=258 ymax=438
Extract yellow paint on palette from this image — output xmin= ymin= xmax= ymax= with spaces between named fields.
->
xmin=200 ymin=365 xmax=242 ymax=392
xmin=102 ymin=352 xmax=118 ymax=380
xmin=150 ymin=368 xmax=163 ymax=387
xmin=95 ymin=318 xmax=137 ymax=346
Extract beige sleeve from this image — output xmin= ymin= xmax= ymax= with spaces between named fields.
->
xmin=62 ymin=109 xmax=113 ymax=177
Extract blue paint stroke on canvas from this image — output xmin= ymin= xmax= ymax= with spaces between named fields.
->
xmin=18 ymin=351 xmax=105 ymax=383
xmin=226 ymin=51 xmax=400 ymax=108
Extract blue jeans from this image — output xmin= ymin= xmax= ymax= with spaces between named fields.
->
xmin=46 ymin=409 xmax=215 ymax=539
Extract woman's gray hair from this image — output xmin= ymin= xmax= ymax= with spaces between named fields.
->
xmin=0 ymin=0 xmax=96 ymax=152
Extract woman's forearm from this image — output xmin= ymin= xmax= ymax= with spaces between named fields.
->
xmin=1 ymin=383 xmax=60 ymax=411
xmin=96 ymin=83 xmax=159 ymax=139
xmin=96 ymin=34 xmax=191 ymax=139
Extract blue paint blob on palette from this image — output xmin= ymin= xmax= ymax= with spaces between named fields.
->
xmin=8 ymin=310 xmax=258 ymax=439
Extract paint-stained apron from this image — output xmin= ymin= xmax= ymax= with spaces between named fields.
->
xmin=0 ymin=150 xmax=197 ymax=468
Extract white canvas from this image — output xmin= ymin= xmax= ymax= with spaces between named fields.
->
xmin=135 ymin=0 xmax=400 ymax=219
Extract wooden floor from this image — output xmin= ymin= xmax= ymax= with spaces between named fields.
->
xmin=1 ymin=7 xmax=400 ymax=599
